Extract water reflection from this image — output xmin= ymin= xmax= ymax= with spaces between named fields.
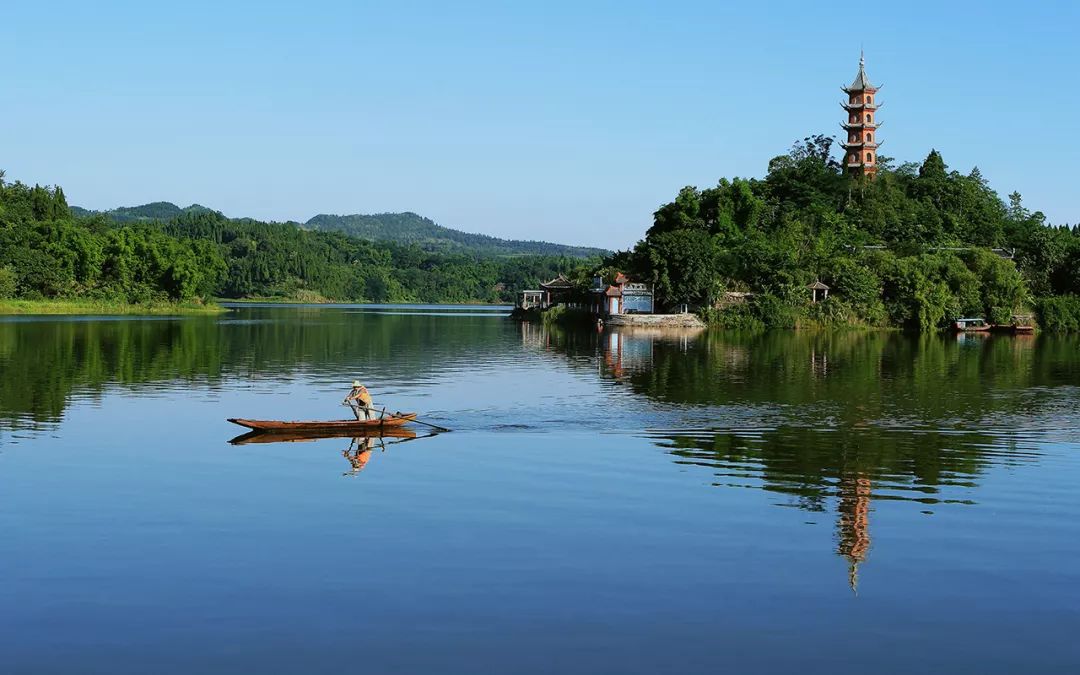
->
xmin=343 ymin=436 xmax=379 ymax=476
xmin=526 ymin=322 xmax=1079 ymax=590
xmin=0 ymin=310 xmax=518 ymax=432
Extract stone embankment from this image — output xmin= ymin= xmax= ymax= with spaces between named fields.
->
xmin=605 ymin=313 xmax=706 ymax=329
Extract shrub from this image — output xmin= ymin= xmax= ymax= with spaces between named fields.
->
xmin=700 ymin=304 xmax=765 ymax=330
xmin=1035 ymin=295 xmax=1080 ymax=332
xmin=0 ymin=266 xmax=16 ymax=299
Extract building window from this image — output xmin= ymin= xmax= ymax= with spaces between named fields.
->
xmin=867 ymin=96 xmax=872 ymax=104
xmin=849 ymin=154 xmax=856 ymax=163
xmin=866 ymin=152 xmax=873 ymax=162
xmin=865 ymin=133 xmax=872 ymax=142
xmin=866 ymin=114 xmax=872 ymax=122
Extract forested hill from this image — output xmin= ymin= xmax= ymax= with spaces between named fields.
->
xmin=619 ymin=135 xmax=1080 ymax=331
xmin=73 ymin=203 xmax=607 ymax=258
xmin=305 ymin=212 xmax=607 ymax=258
xmin=71 ymin=202 xmax=216 ymax=223
xmin=1 ymin=177 xmax=596 ymax=305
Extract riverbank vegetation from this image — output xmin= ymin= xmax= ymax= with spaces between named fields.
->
xmin=610 ymin=136 xmax=1079 ymax=331
xmin=0 ymin=299 xmax=225 ymax=316
xmin=0 ymin=170 xmax=592 ymax=310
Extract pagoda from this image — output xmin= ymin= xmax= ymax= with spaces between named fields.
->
xmin=841 ymin=53 xmax=881 ymax=178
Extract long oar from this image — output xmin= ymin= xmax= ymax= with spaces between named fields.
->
xmin=344 ymin=402 xmax=451 ymax=433
xmin=385 ymin=410 xmax=451 ymax=433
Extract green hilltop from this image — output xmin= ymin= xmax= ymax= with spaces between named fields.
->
xmin=70 ymin=202 xmax=216 ymax=223
xmin=306 ymin=212 xmax=608 ymax=258
xmin=72 ymin=203 xmax=608 ymax=258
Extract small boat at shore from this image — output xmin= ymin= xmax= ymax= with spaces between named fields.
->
xmin=227 ymin=413 xmax=418 ymax=433
xmin=952 ymin=318 xmax=991 ymax=333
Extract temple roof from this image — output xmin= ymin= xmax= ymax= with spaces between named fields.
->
xmin=844 ymin=53 xmax=875 ymax=92
xmin=807 ymin=281 xmax=830 ymax=290
xmin=539 ymin=274 xmax=574 ymax=290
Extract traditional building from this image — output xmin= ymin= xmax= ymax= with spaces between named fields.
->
xmin=807 ymin=281 xmax=830 ymax=303
xmin=590 ymin=273 xmax=654 ymax=316
xmin=841 ymin=53 xmax=881 ymax=178
xmin=517 ymin=274 xmax=576 ymax=310
xmin=539 ymin=274 xmax=575 ymax=306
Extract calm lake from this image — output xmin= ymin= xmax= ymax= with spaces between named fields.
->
xmin=2 ymin=305 xmax=1079 ymax=674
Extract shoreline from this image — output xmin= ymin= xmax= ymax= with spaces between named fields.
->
xmin=0 ymin=299 xmax=228 ymax=316
xmin=217 ymin=297 xmax=513 ymax=307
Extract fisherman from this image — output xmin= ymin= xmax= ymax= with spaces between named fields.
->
xmin=344 ymin=380 xmax=375 ymax=421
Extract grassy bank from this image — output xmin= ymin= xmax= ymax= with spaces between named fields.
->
xmin=0 ymin=299 xmax=228 ymax=316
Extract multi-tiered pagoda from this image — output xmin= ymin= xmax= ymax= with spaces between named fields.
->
xmin=841 ymin=53 xmax=881 ymax=178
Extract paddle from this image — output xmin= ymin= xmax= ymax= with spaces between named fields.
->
xmin=384 ymin=410 xmax=451 ymax=433
xmin=341 ymin=402 xmax=451 ymax=433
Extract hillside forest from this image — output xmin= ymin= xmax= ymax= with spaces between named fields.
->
xmin=0 ymin=171 xmax=591 ymax=305
xmin=3 ymin=133 xmax=1079 ymax=331
xmin=611 ymin=136 xmax=1080 ymax=331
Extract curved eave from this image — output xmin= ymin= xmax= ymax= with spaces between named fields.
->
xmin=843 ymin=120 xmax=883 ymax=129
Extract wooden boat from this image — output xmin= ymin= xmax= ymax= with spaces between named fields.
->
xmin=229 ymin=426 xmax=417 ymax=445
xmin=227 ymin=413 xmax=417 ymax=433
xmin=952 ymin=318 xmax=990 ymax=332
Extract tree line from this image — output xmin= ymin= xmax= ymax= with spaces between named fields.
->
xmin=0 ymin=170 xmax=591 ymax=305
xmin=608 ymin=136 xmax=1080 ymax=330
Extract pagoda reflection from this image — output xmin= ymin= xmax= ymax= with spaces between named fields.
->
xmin=521 ymin=322 xmax=1062 ymax=592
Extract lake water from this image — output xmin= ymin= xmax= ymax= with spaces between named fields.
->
xmin=2 ymin=305 xmax=1079 ymax=674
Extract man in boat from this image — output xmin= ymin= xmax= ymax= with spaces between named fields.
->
xmin=344 ymin=380 xmax=375 ymax=421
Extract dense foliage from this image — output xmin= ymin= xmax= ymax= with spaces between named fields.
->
xmin=304 ymin=212 xmax=607 ymax=257
xmin=621 ymin=137 xmax=1079 ymax=330
xmin=0 ymin=171 xmax=591 ymax=304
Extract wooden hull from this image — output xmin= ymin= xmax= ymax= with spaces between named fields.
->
xmin=989 ymin=324 xmax=1036 ymax=335
xmin=229 ymin=426 xmax=417 ymax=445
xmin=227 ymin=414 xmax=417 ymax=432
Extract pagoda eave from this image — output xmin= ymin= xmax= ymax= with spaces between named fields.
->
xmin=842 ymin=85 xmax=879 ymax=95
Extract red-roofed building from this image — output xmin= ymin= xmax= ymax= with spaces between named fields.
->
xmin=590 ymin=273 xmax=653 ymax=316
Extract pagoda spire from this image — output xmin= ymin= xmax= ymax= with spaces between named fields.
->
xmin=840 ymin=53 xmax=881 ymax=178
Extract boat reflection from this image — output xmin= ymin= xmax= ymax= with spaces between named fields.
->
xmin=229 ymin=426 xmax=436 ymax=478
xmin=228 ymin=426 xmax=418 ymax=445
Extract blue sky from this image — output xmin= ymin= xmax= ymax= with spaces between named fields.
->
xmin=1 ymin=0 xmax=1076 ymax=248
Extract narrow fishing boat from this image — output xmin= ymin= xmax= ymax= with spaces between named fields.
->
xmin=227 ymin=413 xmax=417 ymax=433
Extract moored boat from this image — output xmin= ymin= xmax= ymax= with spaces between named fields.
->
xmin=952 ymin=318 xmax=990 ymax=332
xmin=227 ymin=413 xmax=418 ymax=432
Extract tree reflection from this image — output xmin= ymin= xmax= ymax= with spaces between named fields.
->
xmin=0 ymin=310 xmax=513 ymax=430
xmin=529 ymin=322 xmax=1078 ymax=590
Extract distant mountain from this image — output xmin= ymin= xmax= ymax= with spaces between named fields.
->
xmin=71 ymin=202 xmax=216 ymax=223
xmin=72 ymin=202 xmax=608 ymax=258
xmin=305 ymin=212 xmax=607 ymax=258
